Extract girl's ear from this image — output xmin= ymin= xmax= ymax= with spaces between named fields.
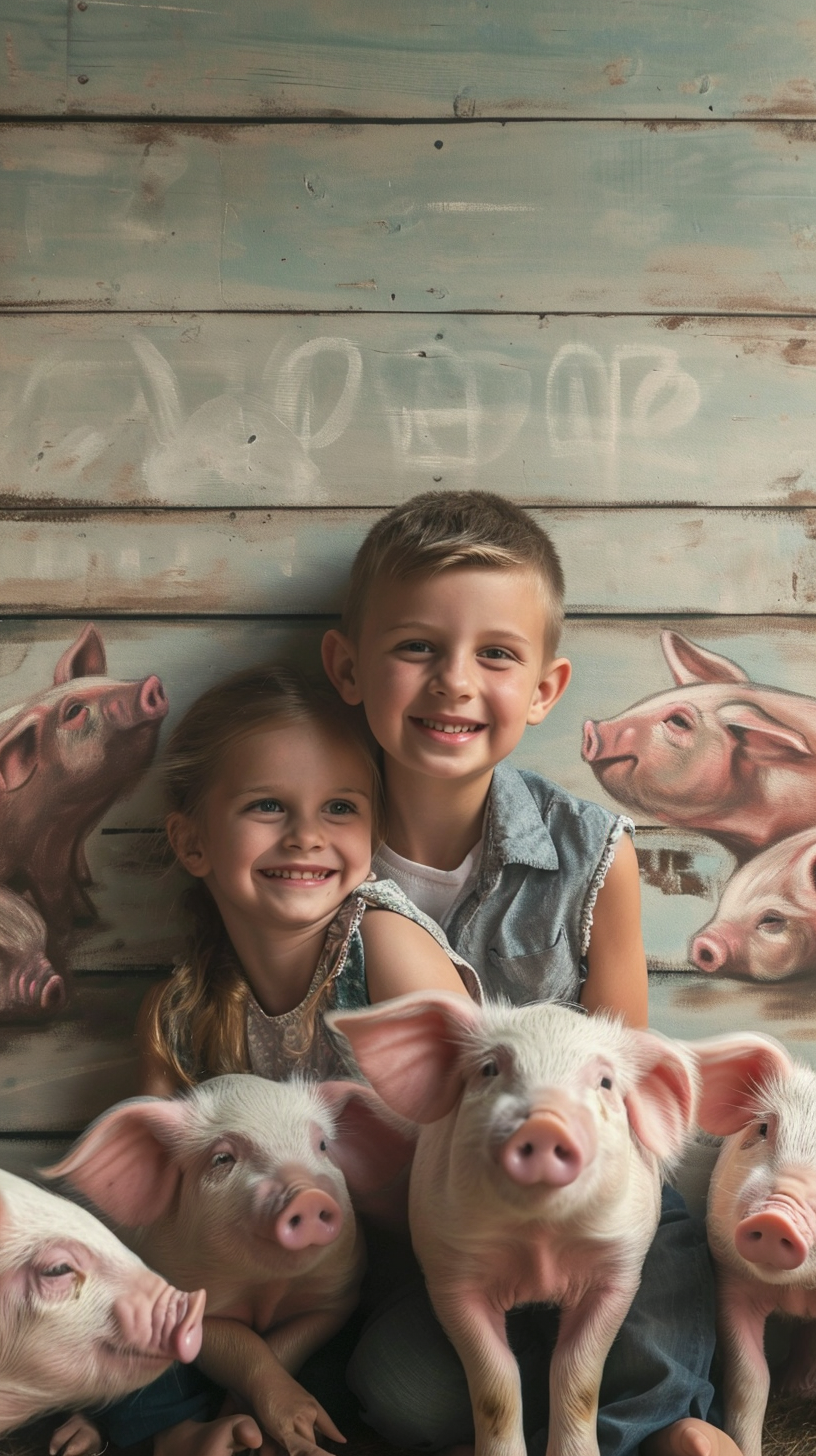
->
xmin=321 ymin=629 xmax=363 ymax=706
xmin=167 ymin=812 xmax=211 ymax=878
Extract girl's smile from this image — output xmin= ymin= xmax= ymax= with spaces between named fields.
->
xmin=175 ymin=720 xmax=375 ymax=937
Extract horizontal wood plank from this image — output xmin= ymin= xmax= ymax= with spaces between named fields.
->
xmin=2 ymin=506 xmax=816 ymax=617
xmin=4 ymin=313 xmax=816 ymax=508
xmin=11 ymin=0 xmax=816 ymax=121
xmin=0 ymin=1139 xmax=72 ymax=1178
xmin=0 ymin=0 xmax=68 ymax=116
xmin=5 ymin=123 xmax=816 ymax=312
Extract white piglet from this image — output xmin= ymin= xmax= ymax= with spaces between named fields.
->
xmin=696 ymin=1033 xmax=816 ymax=1456
xmin=0 ymin=1168 xmax=204 ymax=1435
xmin=45 ymin=1073 xmax=415 ymax=1455
xmin=329 ymin=992 xmax=699 ymax=1456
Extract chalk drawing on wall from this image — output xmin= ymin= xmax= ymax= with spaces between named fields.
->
xmin=583 ymin=631 xmax=816 ymax=983
xmin=0 ymin=624 xmax=168 ymax=1018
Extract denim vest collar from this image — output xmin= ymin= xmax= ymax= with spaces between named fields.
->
xmin=480 ymin=763 xmax=560 ymax=884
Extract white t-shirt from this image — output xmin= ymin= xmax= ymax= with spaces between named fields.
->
xmin=373 ymin=840 xmax=482 ymax=930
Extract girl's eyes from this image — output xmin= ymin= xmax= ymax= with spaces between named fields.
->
xmin=326 ymin=800 xmax=358 ymax=816
xmin=246 ymin=798 xmax=284 ymax=814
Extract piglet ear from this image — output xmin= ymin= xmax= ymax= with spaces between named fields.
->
xmin=327 ymin=991 xmax=482 ymax=1124
xmin=689 ymin=1033 xmax=793 ymax=1136
xmin=624 ymin=1032 xmax=699 ymax=1161
xmin=318 ymin=1081 xmax=417 ymax=1235
xmin=54 ymin=623 xmax=107 ymax=684
xmin=42 ymin=1096 xmax=190 ymax=1226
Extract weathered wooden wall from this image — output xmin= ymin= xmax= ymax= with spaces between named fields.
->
xmin=3 ymin=0 xmax=816 ymax=1168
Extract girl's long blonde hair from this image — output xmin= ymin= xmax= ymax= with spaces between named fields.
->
xmin=145 ymin=664 xmax=383 ymax=1088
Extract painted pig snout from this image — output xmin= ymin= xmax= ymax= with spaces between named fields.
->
xmin=691 ymin=929 xmax=731 ymax=973
xmin=275 ymin=1188 xmax=343 ymax=1250
xmin=735 ymin=1211 xmax=809 ymax=1271
xmin=500 ymin=1111 xmax=595 ymax=1188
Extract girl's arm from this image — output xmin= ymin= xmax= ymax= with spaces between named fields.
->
xmin=360 ymin=911 xmax=472 ymax=1002
xmin=134 ymin=981 xmax=184 ymax=1097
xmin=580 ymin=832 xmax=648 ymax=1028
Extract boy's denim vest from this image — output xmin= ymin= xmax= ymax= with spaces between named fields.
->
xmin=443 ymin=762 xmax=634 ymax=1006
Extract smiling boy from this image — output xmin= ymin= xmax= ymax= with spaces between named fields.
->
xmin=323 ymin=490 xmax=740 ymax=1456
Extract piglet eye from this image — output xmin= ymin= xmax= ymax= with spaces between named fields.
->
xmin=758 ymin=1122 xmax=768 ymax=1139
xmin=319 ymin=1139 xmax=327 ymax=1152
xmin=481 ymin=1060 xmax=499 ymax=1078
xmin=212 ymin=1151 xmax=236 ymax=1169
xmin=600 ymin=1076 xmax=613 ymax=1090
xmin=42 ymin=1263 xmax=73 ymax=1278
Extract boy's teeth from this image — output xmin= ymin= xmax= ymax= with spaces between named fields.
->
xmin=422 ymin=719 xmax=479 ymax=734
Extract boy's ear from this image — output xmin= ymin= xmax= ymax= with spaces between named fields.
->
xmin=526 ymin=656 xmax=572 ymax=726
xmin=166 ymin=812 xmax=211 ymax=878
xmin=322 ymin=629 xmax=364 ymax=706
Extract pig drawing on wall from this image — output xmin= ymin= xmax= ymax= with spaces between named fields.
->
xmin=691 ymin=829 xmax=816 ymax=982
xmin=0 ymin=623 xmax=168 ymax=1013
xmin=582 ymin=630 xmax=816 ymax=864
xmin=582 ymin=630 xmax=816 ymax=982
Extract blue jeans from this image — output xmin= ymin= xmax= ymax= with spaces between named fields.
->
xmin=347 ymin=1186 xmax=720 ymax=1456
xmin=92 ymin=1364 xmax=224 ymax=1446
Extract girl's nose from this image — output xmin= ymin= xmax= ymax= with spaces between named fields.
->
xmin=284 ymin=813 xmax=325 ymax=849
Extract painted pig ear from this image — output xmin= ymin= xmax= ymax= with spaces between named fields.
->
xmin=53 ymin=623 xmax=107 ymax=684
xmin=327 ymin=991 xmax=482 ymax=1124
xmin=690 ymin=1034 xmax=793 ymax=1136
xmin=624 ymin=1033 xmax=699 ymax=1160
xmin=42 ymin=1096 xmax=190 ymax=1226
xmin=0 ymin=709 xmax=46 ymax=791
xmin=716 ymin=703 xmax=812 ymax=761
xmin=661 ymin=631 xmax=749 ymax=687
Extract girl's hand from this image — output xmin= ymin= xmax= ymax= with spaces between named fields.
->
xmin=49 ymin=1412 xmax=103 ymax=1456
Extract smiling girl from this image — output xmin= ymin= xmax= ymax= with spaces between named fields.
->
xmin=138 ymin=663 xmax=475 ymax=1095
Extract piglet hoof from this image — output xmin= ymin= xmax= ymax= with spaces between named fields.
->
xmin=49 ymin=1411 xmax=104 ymax=1456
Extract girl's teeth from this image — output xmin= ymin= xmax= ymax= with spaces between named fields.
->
xmin=268 ymin=869 xmax=330 ymax=880
xmin=422 ymin=720 xmax=478 ymax=734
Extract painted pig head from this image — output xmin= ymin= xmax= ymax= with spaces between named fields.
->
xmin=582 ymin=631 xmax=816 ymax=862
xmin=0 ymin=1168 xmax=204 ymax=1435
xmin=691 ymin=828 xmax=816 ymax=981
xmin=0 ymin=624 xmax=168 ymax=975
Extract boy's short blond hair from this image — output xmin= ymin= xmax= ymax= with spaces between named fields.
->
xmin=343 ymin=490 xmax=565 ymax=658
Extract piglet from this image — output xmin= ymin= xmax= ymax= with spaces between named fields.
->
xmin=0 ymin=885 xmax=65 ymax=1013
xmin=329 ymin=992 xmax=698 ymax=1456
xmin=46 ymin=1073 xmax=415 ymax=1455
xmin=0 ymin=1167 xmax=204 ymax=1435
xmin=691 ymin=828 xmax=816 ymax=981
xmin=696 ymin=1033 xmax=816 ymax=1456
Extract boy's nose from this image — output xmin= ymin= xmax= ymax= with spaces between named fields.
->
xmin=432 ymin=655 xmax=476 ymax=698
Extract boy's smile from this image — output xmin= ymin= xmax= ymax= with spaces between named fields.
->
xmin=325 ymin=567 xmax=570 ymax=792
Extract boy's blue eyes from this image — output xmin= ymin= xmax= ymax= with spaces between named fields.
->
xmin=396 ymin=642 xmax=515 ymax=661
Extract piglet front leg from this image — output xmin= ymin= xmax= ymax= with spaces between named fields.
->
xmin=547 ymin=1281 xmax=639 ymax=1456
xmin=430 ymin=1279 xmax=525 ymax=1456
xmin=717 ymin=1276 xmax=770 ymax=1456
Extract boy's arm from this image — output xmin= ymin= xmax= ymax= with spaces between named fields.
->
xmin=580 ymin=833 xmax=648 ymax=1028
xmin=360 ymin=910 xmax=471 ymax=1001
xmin=134 ymin=980 xmax=184 ymax=1096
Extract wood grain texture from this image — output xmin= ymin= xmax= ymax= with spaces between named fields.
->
xmin=5 ymin=122 xmax=816 ymax=312
xmin=7 ymin=0 xmax=815 ymax=121
xmin=0 ymin=0 xmax=67 ymax=115
xmin=4 ymin=313 xmax=816 ymax=509
xmin=1 ymin=506 xmax=816 ymax=616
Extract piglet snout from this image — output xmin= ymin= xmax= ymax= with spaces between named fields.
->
xmin=275 ymin=1188 xmax=343 ymax=1250
xmin=500 ymin=1111 xmax=593 ymax=1188
xmin=735 ymin=1211 xmax=809 ymax=1271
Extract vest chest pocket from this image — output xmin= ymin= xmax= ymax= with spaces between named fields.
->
xmin=486 ymin=928 xmax=578 ymax=1005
